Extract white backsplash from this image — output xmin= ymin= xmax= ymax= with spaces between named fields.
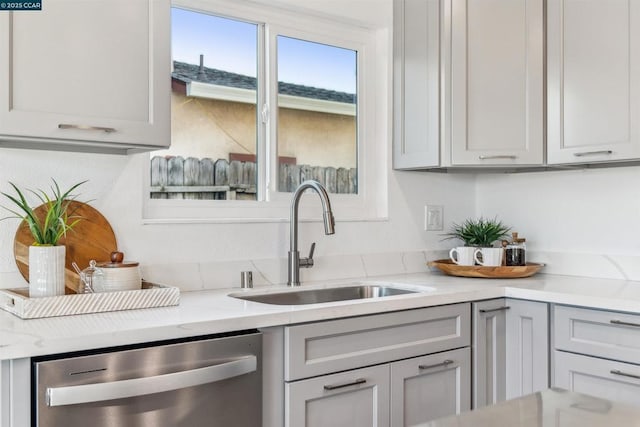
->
xmin=137 ymin=249 xmax=640 ymax=291
xmin=2 ymin=249 xmax=640 ymax=292
xmin=138 ymin=249 xmax=446 ymax=291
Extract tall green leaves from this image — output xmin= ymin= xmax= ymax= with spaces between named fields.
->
xmin=1 ymin=179 xmax=86 ymax=245
xmin=443 ymin=217 xmax=510 ymax=247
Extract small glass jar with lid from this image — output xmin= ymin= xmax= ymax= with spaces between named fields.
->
xmin=78 ymin=260 xmax=104 ymax=293
xmin=505 ymin=232 xmax=526 ymax=266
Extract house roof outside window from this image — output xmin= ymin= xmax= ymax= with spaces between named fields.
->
xmin=172 ymin=60 xmax=356 ymax=116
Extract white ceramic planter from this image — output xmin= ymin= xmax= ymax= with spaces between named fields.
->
xmin=29 ymin=245 xmax=66 ymax=298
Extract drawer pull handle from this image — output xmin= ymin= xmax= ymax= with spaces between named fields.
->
xmin=419 ymin=359 xmax=454 ymax=370
xmin=479 ymin=306 xmax=511 ymax=314
xmin=323 ymin=378 xmax=366 ymax=391
xmin=610 ymin=369 xmax=640 ymax=380
xmin=58 ymin=123 xmax=116 ymax=133
xmin=478 ymin=155 xmax=517 ymax=160
xmin=610 ymin=319 xmax=640 ymax=328
xmin=573 ymin=150 xmax=613 ymax=157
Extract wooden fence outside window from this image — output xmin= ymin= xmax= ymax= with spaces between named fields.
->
xmin=150 ymin=156 xmax=357 ymax=200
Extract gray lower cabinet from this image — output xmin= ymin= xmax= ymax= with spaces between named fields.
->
xmin=390 ymin=348 xmax=470 ymax=426
xmin=285 ymin=347 xmax=471 ymax=427
xmin=280 ymin=303 xmax=472 ymax=427
xmin=286 ymin=364 xmax=390 ymax=427
xmin=554 ymin=351 xmax=640 ymax=407
xmin=472 ymin=300 xmax=508 ymax=408
xmin=552 ymin=304 xmax=640 ymax=407
xmin=0 ymin=359 xmax=30 ymax=427
xmin=473 ymin=299 xmax=549 ymax=409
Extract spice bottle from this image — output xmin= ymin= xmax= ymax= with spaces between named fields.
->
xmin=505 ymin=232 xmax=526 ymax=266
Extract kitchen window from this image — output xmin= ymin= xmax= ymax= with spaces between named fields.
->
xmin=143 ymin=0 xmax=387 ymax=222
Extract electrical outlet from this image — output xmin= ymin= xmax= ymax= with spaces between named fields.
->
xmin=425 ymin=205 xmax=444 ymax=231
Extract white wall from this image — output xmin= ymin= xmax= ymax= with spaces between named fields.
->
xmin=0 ymin=149 xmax=475 ymax=283
xmin=475 ymin=166 xmax=640 ymax=279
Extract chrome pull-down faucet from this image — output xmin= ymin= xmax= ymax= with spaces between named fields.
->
xmin=288 ymin=180 xmax=335 ymax=287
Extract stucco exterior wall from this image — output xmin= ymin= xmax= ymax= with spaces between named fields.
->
xmin=155 ymin=92 xmax=356 ymax=169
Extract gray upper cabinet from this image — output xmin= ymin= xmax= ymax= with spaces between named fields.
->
xmin=449 ymin=0 xmax=544 ymax=166
xmin=0 ymin=0 xmax=170 ymax=154
xmin=393 ymin=0 xmax=544 ymax=170
xmin=393 ymin=0 xmax=441 ymax=169
xmin=547 ymin=0 xmax=640 ymax=164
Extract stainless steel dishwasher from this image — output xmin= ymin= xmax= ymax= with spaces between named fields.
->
xmin=32 ymin=330 xmax=261 ymax=427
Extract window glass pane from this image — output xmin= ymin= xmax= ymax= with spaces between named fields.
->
xmin=150 ymin=8 xmax=258 ymax=201
xmin=276 ymin=36 xmax=358 ymax=194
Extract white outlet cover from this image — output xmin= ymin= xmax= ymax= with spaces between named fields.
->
xmin=425 ymin=205 xmax=444 ymax=231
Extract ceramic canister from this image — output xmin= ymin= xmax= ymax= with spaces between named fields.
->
xmin=96 ymin=251 xmax=141 ymax=292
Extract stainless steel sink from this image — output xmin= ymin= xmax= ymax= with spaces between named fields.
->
xmin=230 ymin=285 xmax=419 ymax=305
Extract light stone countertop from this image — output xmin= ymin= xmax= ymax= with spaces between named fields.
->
xmin=2 ymin=271 xmax=640 ymax=361
xmin=425 ymin=388 xmax=640 ymax=427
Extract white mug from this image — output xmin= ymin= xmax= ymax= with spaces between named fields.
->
xmin=449 ymin=247 xmax=476 ymax=266
xmin=474 ymin=247 xmax=504 ymax=267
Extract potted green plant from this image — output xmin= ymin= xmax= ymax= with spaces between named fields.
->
xmin=445 ymin=217 xmax=511 ymax=267
xmin=443 ymin=217 xmax=511 ymax=247
xmin=1 ymin=179 xmax=86 ymax=297
xmin=443 ymin=217 xmax=511 ymax=266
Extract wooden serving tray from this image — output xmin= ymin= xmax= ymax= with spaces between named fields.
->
xmin=427 ymin=259 xmax=544 ymax=279
xmin=0 ymin=281 xmax=179 ymax=319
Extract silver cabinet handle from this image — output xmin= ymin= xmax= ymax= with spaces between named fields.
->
xmin=479 ymin=306 xmax=511 ymax=314
xmin=419 ymin=359 xmax=454 ymax=370
xmin=610 ymin=319 xmax=640 ymax=328
xmin=46 ymin=355 xmax=256 ymax=407
xmin=610 ymin=369 xmax=640 ymax=380
xmin=478 ymin=155 xmax=517 ymax=160
xmin=323 ymin=378 xmax=367 ymax=391
xmin=573 ymin=150 xmax=613 ymax=157
xmin=58 ymin=123 xmax=116 ymax=133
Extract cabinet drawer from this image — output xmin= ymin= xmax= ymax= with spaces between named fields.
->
xmin=284 ymin=303 xmax=470 ymax=381
xmin=554 ymin=305 xmax=640 ymax=364
xmin=554 ymin=350 xmax=640 ymax=408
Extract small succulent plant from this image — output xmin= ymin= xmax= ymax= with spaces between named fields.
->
xmin=443 ymin=217 xmax=511 ymax=247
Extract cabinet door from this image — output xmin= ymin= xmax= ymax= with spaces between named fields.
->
xmin=547 ymin=0 xmax=640 ymax=164
xmin=0 ymin=0 xmax=170 ymax=151
xmin=449 ymin=0 xmax=543 ymax=166
xmin=472 ymin=299 xmax=508 ymax=408
xmin=390 ymin=347 xmax=470 ymax=426
xmin=285 ymin=364 xmax=390 ymax=427
xmin=0 ymin=359 xmax=30 ymax=427
xmin=554 ymin=351 xmax=640 ymax=408
xmin=505 ymin=299 xmax=548 ymax=399
xmin=393 ymin=0 xmax=440 ymax=169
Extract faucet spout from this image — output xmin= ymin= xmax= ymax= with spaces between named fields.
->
xmin=288 ymin=180 xmax=335 ymax=287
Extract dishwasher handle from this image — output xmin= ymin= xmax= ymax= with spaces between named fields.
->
xmin=46 ymin=355 xmax=257 ymax=407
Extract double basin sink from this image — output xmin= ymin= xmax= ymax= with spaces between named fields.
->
xmin=230 ymin=284 xmax=428 ymax=305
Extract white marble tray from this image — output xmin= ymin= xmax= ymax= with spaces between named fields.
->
xmin=0 ymin=281 xmax=180 ymax=319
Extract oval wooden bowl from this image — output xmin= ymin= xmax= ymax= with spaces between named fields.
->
xmin=427 ymin=259 xmax=544 ymax=279
xmin=14 ymin=201 xmax=118 ymax=293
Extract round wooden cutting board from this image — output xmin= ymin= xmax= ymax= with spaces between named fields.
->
xmin=14 ymin=201 xmax=118 ymax=293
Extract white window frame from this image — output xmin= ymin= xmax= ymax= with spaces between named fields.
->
xmin=142 ymin=0 xmax=388 ymax=224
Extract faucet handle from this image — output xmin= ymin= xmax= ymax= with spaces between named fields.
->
xmin=308 ymin=242 xmax=316 ymax=260
xmin=300 ymin=242 xmax=316 ymax=268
